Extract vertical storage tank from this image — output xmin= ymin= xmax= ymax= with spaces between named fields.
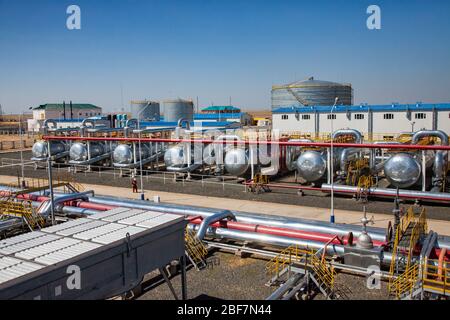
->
xmin=162 ymin=99 xmax=194 ymax=122
xmin=130 ymin=100 xmax=160 ymax=121
xmin=271 ymin=77 xmax=353 ymax=110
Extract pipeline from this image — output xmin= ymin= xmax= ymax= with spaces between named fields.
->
xmin=42 ymin=135 xmax=450 ymax=151
xmin=2 ymin=185 xmax=450 ymax=250
xmin=412 ymin=130 xmax=449 ymax=192
xmin=195 ymin=210 xmax=236 ymax=240
xmin=187 ymin=217 xmax=375 ymax=246
xmin=321 ymin=183 xmax=450 ymax=203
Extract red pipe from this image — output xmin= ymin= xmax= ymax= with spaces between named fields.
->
xmin=243 ymin=180 xmax=321 ymax=191
xmin=188 ymin=217 xmax=386 ymax=247
xmin=42 ymin=135 xmax=450 ymax=151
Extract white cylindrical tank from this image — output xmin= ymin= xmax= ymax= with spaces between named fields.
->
xmin=162 ymin=99 xmax=194 ymax=122
xmin=130 ymin=100 xmax=160 ymax=121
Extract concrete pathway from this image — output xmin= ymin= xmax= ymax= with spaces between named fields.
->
xmin=1 ymin=174 xmax=449 ymax=235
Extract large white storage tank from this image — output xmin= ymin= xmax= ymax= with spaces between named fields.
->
xmin=271 ymin=77 xmax=353 ymax=109
xmin=162 ymin=99 xmax=194 ymax=122
xmin=130 ymin=100 xmax=160 ymax=121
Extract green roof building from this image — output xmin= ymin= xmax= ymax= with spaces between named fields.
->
xmin=201 ymin=105 xmax=241 ymax=114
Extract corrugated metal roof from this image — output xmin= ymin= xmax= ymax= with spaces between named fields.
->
xmin=33 ymin=104 xmax=101 ymax=110
xmin=194 ymin=113 xmax=243 ymax=119
xmin=272 ymin=103 xmax=450 ymax=114
xmin=140 ymin=121 xmax=236 ymax=127
xmin=201 ymin=106 xmax=240 ymax=112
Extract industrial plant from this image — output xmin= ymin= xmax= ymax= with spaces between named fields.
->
xmin=0 ymin=71 xmax=447 ymax=302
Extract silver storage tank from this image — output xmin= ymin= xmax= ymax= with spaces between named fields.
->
xmin=271 ymin=77 xmax=353 ymax=109
xmin=113 ymin=143 xmax=152 ymax=165
xmin=224 ymin=148 xmax=249 ymax=176
xmin=130 ymin=100 xmax=160 ymax=121
xmin=295 ymin=150 xmax=327 ymax=182
xmin=162 ymin=98 xmax=194 ymax=122
xmin=70 ymin=142 xmax=106 ymax=162
xmin=383 ymin=153 xmax=421 ymax=188
xmin=32 ymin=141 xmax=65 ymax=158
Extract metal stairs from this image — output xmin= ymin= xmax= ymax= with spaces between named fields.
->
xmin=184 ymin=228 xmax=208 ymax=270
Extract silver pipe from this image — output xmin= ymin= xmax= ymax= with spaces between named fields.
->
xmin=166 ymin=163 xmax=202 ymax=173
xmin=177 ymin=118 xmax=190 ymax=130
xmin=412 ymin=130 xmax=449 ymax=192
xmin=332 ymin=129 xmax=363 ymax=144
xmin=196 ymin=210 xmax=236 ymax=240
xmin=69 ymin=153 xmax=112 ymax=165
xmin=266 ymin=273 xmax=303 ymax=300
xmin=188 ymin=225 xmax=394 ymax=266
xmin=85 ymin=194 xmax=387 ymax=241
xmin=37 ymin=191 xmax=94 ymax=218
xmin=321 ymin=183 xmax=450 ymax=203
xmin=285 ymin=139 xmax=311 ymax=171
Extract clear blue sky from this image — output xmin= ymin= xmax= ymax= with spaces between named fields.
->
xmin=1 ymin=0 xmax=450 ymax=113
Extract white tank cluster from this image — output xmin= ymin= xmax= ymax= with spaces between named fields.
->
xmin=32 ymin=117 xmax=449 ymax=201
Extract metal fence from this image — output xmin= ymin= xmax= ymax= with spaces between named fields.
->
xmin=0 ymin=157 xmax=248 ymax=193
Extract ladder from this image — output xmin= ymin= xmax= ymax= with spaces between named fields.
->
xmin=184 ymin=228 xmax=208 ymax=270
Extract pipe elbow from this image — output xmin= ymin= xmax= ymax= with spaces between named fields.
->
xmin=196 ymin=210 xmax=236 ymax=240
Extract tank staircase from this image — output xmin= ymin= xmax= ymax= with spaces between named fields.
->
xmin=265 ymin=245 xmax=350 ymax=300
xmin=17 ymin=175 xmax=85 ymax=195
xmin=184 ymin=228 xmax=208 ymax=270
xmin=0 ymin=199 xmax=46 ymax=231
xmin=248 ymin=174 xmax=271 ymax=194
xmin=387 ymin=207 xmax=447 ymax=300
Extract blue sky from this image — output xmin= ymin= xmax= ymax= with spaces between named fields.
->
xmin=1 ymin=0 xmax=450 ymax=113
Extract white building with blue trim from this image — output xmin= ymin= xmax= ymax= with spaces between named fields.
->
xmin=272 ymin=103 xmax=450 ymax=139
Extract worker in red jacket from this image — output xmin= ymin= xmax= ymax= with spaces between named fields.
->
xmin=131 ymin=176 xmax=138 ymax=193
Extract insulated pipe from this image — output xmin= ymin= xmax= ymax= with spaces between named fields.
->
xmin=2 ymin=185 xmax=450 ymax=250
xmin=42 ymin=136 xmax=450 ymax=151
xmin=266 ymin=273 xmax=303 ymax=300
xmin=195 ymin=210 xmax=236 ymax=240
xmin=124 ymin=119 xmax=138 ymax=138
xmin=188 ymin=225 xmax=395 ymax=266
xmin=166 ymin=163 xmax=202 ymax=173
xmin=321 ymin=183 xmax=450 ymax=203
xmin=412 ymin=130 xmax=449 ymax=192
xmin=285 ymin=139 xmax=311 ymax=171
xmin=188 ymin=217 xmax=375 ymax=246
xmin=177 ymin=118 xmax=190 ymax=130
xmin=37 ymin=191 xmax=95 ymax=217
xmin=338 ymin=147 xmax=360 ymax=177
xmin=85 ymin=195 xmax=389 ymax=242
xmin=332 ymin=129 xmax=364 ymax=144
xmin=43 ymin=119 xmax=58 ymax=135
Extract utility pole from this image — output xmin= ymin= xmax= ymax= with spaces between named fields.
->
xmin=330 ymin=97 xmax=339 ymax=224
xmin=47 ymin=140 xmax=55 ymax=225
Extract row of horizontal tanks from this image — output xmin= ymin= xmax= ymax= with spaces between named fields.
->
xmin=32 ymin=118 xmax=449 ymax=195
xmin=32 ymin=119 xmax=169 ymax=169
xmin=162 ymin=128 xmax=449 ymax=193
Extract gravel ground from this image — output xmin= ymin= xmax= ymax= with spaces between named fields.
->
xmin=1 ymin=151 xmax=449 ymax=220
xmin=138 ymin=250 xmax=389 ymax=300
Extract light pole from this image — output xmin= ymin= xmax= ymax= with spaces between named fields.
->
xmin=137 ymin=103 xmax=150 ymax=201
xmin=330 ymin=97 xmax=339 ymax=223
xmin=19 ymin=112 xmax=25 ymax=187
xmin=411 ymin=121 xmax=415 ymax=132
